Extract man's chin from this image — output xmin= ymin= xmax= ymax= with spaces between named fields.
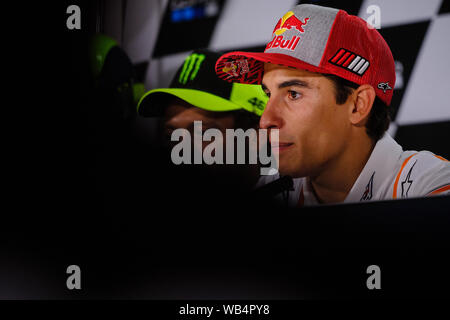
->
xmin=278 ymin=165 xmax=302 ymax=178
xmin=277 ymin=156 xmax=311 ymax=177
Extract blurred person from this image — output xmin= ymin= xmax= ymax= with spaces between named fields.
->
xmin=137 ymin=49 xmax=269 ymax=201
xmin=216 ymin=4 xmax=450 ymax=206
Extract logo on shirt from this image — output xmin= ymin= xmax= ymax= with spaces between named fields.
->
xmin=401 ymin=160 xmax=417 ymax=198
xmin=361 ymin=171 xmax=375 ymax=201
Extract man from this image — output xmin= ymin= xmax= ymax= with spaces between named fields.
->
xmin=137 ymin=49 xmax=268 ymax=197
xmin=215 ymin=4 xmax=450 ymax=206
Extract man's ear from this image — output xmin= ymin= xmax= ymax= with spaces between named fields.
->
xmin=349 ymin=84 xmax=376 ymax=126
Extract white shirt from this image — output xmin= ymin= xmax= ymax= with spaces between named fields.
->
xmin=257 ymin=133 xmax=450 ymax=207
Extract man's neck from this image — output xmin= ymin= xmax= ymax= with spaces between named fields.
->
xmin=309 ymin=133 xmax=376 ymax=204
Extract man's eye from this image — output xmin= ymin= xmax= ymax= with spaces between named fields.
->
xmin=288 ymin=90 xmax=301 ymax=100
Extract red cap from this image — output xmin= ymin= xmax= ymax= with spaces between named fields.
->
xmin=215 ymin=4 xmax=396 ymax=106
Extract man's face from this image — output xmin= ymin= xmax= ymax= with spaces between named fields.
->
xmin=163 ymin=98 xmax=235 ymax=151
xmin=162 ymin=97 xmax=260 ymax=190
xmin=260 ymin=63 xmax=351 ymax=178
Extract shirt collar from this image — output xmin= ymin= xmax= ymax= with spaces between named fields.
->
xmin=344 ymin=133 xmax=403 ymax=203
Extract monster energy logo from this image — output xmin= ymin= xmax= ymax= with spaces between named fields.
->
xmin=178 ymin=53 xmax=206 ymax=85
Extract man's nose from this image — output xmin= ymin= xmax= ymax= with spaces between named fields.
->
xmin=259 ymin=97 xmax=283 ymax=130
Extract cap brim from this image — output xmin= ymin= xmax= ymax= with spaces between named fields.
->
xmin=137 ymin=88 xmax=243 ymax=117
xmin=215 ymin=51 xmax=330 ymax=84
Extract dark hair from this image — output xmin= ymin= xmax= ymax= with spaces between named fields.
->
xmin=323 ymin=74 xmax=391 ymax=142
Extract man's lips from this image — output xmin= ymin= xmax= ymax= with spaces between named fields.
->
xmin=271 ymin=142 xmax=294 ymax=152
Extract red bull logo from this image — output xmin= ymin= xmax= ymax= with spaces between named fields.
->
xmin=222 ymin=59 xmax=249 ymax=78
xmin=273 ymin=11 xmax=309 ymax=35
xmin=265 ymin=11 xmax=309 ymax=51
